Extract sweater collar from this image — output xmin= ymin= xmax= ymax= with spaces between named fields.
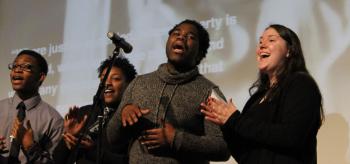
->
xmin=156 ymin=63 xmax=199 ymax=84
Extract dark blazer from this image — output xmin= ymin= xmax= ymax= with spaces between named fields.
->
xmin=222 ymin=72 xmax=321 ymax=164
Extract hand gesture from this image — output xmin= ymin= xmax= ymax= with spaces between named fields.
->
xmin=62 ymin=133 xmax=95 ymax=150
xmin=200 ymin=97 xmax=238 ymax=125
xmin=64 ymin=106 xmax=88 ymax=135
xmin=10 ymin=119 xmax=34 ymax=151
xmin=62 ymin=133 xmax=76 ymax=150
xmin=22 ymin=120 xmax=34 ymax=151
xmin=10 ymin=118 xmax=22 ymax=143
xmin=80 ymin=137 xmax=95 ymax=150
xmin=0 ymin=136 xmax=8 ymax=154
xmin=139 ymin=120 xmax=175 ymax=150
xmin=121 ymin=104 xmax=150 ymax=127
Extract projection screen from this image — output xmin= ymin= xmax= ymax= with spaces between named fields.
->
xmin=0 ymin=0 xmax=349 ymax=163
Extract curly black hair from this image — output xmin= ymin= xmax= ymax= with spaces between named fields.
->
xmin=168 ymin=19 xmax=210 ymax=65
xmin=97 ymin=56 xmax=137 ymax=83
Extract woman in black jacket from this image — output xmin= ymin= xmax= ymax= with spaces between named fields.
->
xmin=201 ymin=24 xmax=324 ymax=164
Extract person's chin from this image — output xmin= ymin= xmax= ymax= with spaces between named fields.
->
xmin=105 ymin=101 xmax=119 ymax=108
xmin=104 ymin=97 xmax=112 ymax=103
xmin=258 ymin=65 xmax=267 ymax=71
xmin=168 ymin=57 xmax=185 ymax=65
xmin=12 ymin=85 xmax=25 ymax=92
xmin=169 ymin=50 xmax=185 ymax=58
xmin=104 ymin=97 xmax=118 ymax=105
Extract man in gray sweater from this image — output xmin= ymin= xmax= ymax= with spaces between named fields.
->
xmin=107 ymin=19 xmax=230 ymax=164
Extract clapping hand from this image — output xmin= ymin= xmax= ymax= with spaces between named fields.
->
xmin=0 ymin=136 xmax=8 ymax=154
xmin=62 ymin=133 xmax=94 ymax=150
xmin=10 ymin=118 xmax=34 ymax=151
xmin=63 ymin=106 xmax=88 ymax=149
xmin=139 ymin=120 xmax=175 ymax=150
xmin=200 ymin=97 xmax=238 ymax=126
xmin=121 ymin=104 xmax=150 ymax=127
xmin=64 ymin=106 xmax=88 ymax=135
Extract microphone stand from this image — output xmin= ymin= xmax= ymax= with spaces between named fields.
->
xmin=67 ymin=46 xmax=122 ymax=164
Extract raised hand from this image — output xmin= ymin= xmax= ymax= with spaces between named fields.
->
xmin=62 ymin=133 xmax=77 ymax=150
xmin=121 ymin=104 xmax=150 ymax=127
xmin=10 ymin=118 xmax=22 ymax=142
xmin=62 ymin=133 xmax=95 ymax=150
xmin=0 ymin=136 xmax=8 ymax=154
xmin=10 ymin=119 xmax=34 ymax=151
xmin=64 ymin=106 xmax=88 ymax=135
xmin=22 ymin=120 xmax=34 ymax=151
xmin=200 ymin=97 xmax=238 ymax=125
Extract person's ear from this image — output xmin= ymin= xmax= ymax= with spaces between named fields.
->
xmin=38 ymin=73 xmax=46 ymax=85
xmin=195 ymin=52 xmax=203 ymax=64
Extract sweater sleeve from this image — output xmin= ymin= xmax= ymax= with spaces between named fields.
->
xmin=222 ymin=73 xmax=321 ymax=150
xmin=172 ymin=87 xmax=230 ymax=161
xmin=106 ymin=77 xmax=138 ymax=151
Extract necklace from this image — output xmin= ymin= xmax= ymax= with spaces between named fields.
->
xmin=259 ymin=82 xmax=278 ymax=104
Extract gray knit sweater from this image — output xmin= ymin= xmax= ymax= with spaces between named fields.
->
xmin=107 ymin=63 xmax=230 ymax=164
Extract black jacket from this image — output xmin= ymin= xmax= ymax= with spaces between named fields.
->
xmin=222 ymin=72 xmax=321 ymax=164
xmin=53 ymin=105 xmax=128 ymax=164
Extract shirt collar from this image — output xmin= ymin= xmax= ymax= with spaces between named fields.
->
xmin=12 ymin=93 xmax=42 ymax=111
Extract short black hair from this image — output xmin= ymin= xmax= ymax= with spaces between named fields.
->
xmin=17 ymin=50 xmax=48 ymax=75
xmin=98 ymin=56 xmax=137 ymax=83
xmin=168 ymin=19 xmax=210 ymax=65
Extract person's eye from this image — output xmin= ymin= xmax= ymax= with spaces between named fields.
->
xmin=172 ymin=31 xmax=180 ymax=36
xmin=23 ymin=64 xmax=33 ymax=70
xmin=11 ymin=64 xmax=19 ymax=69
xmin=111 ymin=76 xmax=121 ymax=81
xmin=187 ymin=34 xmax=196 ymax=40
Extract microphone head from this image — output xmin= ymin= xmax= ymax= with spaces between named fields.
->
xmin=107 ymin=32 xmax=114 ymax=39
xmin=107 ymin=31 xmax=133 ymax=53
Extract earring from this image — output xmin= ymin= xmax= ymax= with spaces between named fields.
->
xmin=286 ymin=53 xmax=290 ymax=58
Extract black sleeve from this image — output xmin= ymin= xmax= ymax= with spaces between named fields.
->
xmin=52 ymin=105 xmax=92 ymax=164
xmin=23 ymin=133 xmax=56 ymax=164
xmin=52 ymin=139 xmax=71 ymax=164
xmin=101 ymin=149 xmax=128 ymax=164
xmin=222 ymin=74 xmax=321 ymax=150
xmin=221 ymin=111 xmax=243 ymax=160
xmin=84 ymin=129 xmax=129 ymax=164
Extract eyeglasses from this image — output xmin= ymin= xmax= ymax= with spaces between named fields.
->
xmin=8 ymin=63 xmax=34 ymax=72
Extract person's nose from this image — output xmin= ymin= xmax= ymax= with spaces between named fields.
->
xmin=258 ymin=42 xmax=267 ymax=50
xmin=176 ymin=33 xmax=186 ymax=41
xmin=13 ymin=66 xmax=24 ymax=73
xmin=105 ymin=77 xmax=112 ymax=86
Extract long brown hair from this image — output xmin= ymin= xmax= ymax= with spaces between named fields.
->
xmin=249 ymin=24 xmax=324 ymax=127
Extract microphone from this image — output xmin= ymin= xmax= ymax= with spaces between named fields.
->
xmin=107 ymin=32 xmax=133 ymax=53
